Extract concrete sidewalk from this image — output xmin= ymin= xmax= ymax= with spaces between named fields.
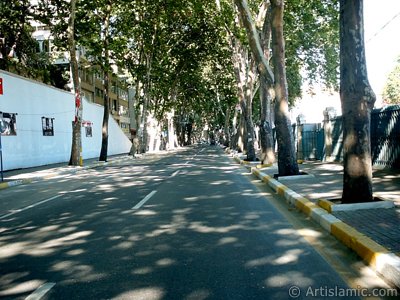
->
xmin=230 ymin=150 xmax=400 ymax=289
xmin=0 ymin=154 xmax=134 ymax=190
xmin=0 ymin=149 xmax=178 ymax=189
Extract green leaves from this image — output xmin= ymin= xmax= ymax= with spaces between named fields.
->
xmin=383 ymin=57 xmax=400 ymax=104
xmin=285 ymin=0 xmax=340 ymax=100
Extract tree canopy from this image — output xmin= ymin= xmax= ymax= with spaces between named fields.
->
xmin=382 ymin=56 xmax=400 ymax=105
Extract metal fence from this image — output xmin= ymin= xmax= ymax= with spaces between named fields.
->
xmin=370 ymin=106 xmax=400 ymax=168
xmin=296 ymin=105 xmax=400 ymax=169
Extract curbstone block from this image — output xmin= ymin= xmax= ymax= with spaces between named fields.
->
xmin=261 ymin=175 xmax=271 ymax=184
xmin=283 ymin=189 xmax=301 ymax=206
xmin=354 ymin=236 xmax=389 ymax=267
xmin=295 ymin=197 xmax=320 ymax=216
xmin=251 ymin=168 xmax=261 ymax=178
xmin=318 ymin=199 xmax=335 ymax=213
xmin=276 ymin=184 xmax=288 ymax=196
xmin=256 ymin=163 xmax=273 ymax=169
xmin=331 ymin=221 xmax=364 ymax=249
xmin=318 ymin=213 xmax=342 ymax=232
xmin=0 ymin=182 xmax=9 ymax=190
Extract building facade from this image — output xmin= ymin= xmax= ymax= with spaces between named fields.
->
xmin=31 ymin=21 xmax=132 ymax=138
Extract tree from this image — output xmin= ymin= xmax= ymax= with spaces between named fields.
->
xmin=68 ymin=0 xmax=83 ymax=166
xmin=270 ymin=0 xmax=299 ymax=176
xmin=117 ymin=0 xmax=235 ymax=151
xmin=0 ymin=0 xmax=56 ymax=82
xmin=235 ymin=0 xmax=298 ymax=174
xmin=382 ymin=57 xmax=400 ymax=105
xmin=340 ymin=0 xmax=376 ymax=203
xmin=259 ymin=4 xmax=275 ymax=164
xmin=76 ymin=0 xmax=117 ymax=161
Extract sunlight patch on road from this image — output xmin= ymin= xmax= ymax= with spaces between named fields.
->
xmin=23 ymin=230 xmax=93 ymax=257
xmin=189 ymin=222 xmax=244 ymax=234
xmin=65 ymin=248 xmax=85 ymax=256
xmin=133 ymin=210 xmax=158 ymax=217
xmin=244 ymin=250 xmax=306 ymax=268
xmin=113 ymin=287 xmax=165 ymax=300
xmin=184 ymin=289 xmax=211 ymax=300
xmin=273 ymin=249 xmax=303 ymax=265
xmin=0 ymin=279 xmax=44 ymax=298
xmin=265 ymin=271 xmax=314 ymax=288
xmin=0 ymin=241 xmax=30 ymax=259
xmin=155 ymin=258 xmax=176 ymax=267
xmin=183 ymin=195 xmax=225 ymax=202
xmin=110 ymin=241 xmax=135 ymax=250
xmin=51 ymin=260 xmax=105 ymax=281
xmin=132 ymin=267 xmax=153 ymax=275
xmin=209 ymin=180 xmax=233 ymax=186
xmin=218 ymin=237 xmax=238 ymax=246
xmin=297 ymin=228 xmax=322 ymax=239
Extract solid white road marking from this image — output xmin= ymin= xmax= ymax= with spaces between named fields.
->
xmin=132 ymin=190 xmax=157 ymax=210
xmin=25 ymin=282 xmax=56 ymax=300
xmin=0 ymin=195 xmax=63 ymax=220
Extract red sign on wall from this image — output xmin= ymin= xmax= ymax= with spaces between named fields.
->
xmin=0 ymin=78 xmax=3 ymax=95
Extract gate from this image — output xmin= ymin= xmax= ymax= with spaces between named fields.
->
xmin=298 ymin=123 xmax=324 ymax=161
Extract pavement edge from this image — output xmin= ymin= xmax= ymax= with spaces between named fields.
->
xmin=229 ymin=152 xmax=400 ymax=289
xmin=0 ymin=155 xmax=131 ymax=191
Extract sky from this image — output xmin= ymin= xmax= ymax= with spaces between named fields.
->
xmin=365 ymin=0 xmax=400 ymax=101
xmin=293 ymin=0 xmax=400 ymax=123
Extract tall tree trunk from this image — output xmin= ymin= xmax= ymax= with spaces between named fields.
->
xmin=340 ymin=0 xmax=376 ymax=203
xmin=259 ymin=5 xmax=275 ymax=164
xmin=234 ymin=0 xmax=274 ymax=85
xmin=99 ymin=71 xmax=110 ymax=161
xmin=233 ymin=42 xmax=256 ymax=160
xmin=242 ymin=90 xmax=256 ymax=160
xmin=99 ymin=1 xmax=112 ymax=162
xmin=68 ymin=0 xmax=82 ymax=166
xmin=140 ymin=70 xmax=151 ymax=153
xmin=235 ymin=0 xmax=275 ymax=162
xmin=259 ymin=78 xmax=275 ymax=164
xmin=223 ymin=107 xmax=231 ymax=146
xmin=230 ymin=107 xmax=239 ymax=150
xmin=270 ymin=0 xmax=299 ymax=176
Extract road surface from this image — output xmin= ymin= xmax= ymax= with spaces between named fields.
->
xmin=0 ymin=145 xmax=358 ymax=299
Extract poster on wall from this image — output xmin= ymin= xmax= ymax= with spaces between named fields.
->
xmin=0 ymin=112 xmax=17 ymax=136
xmin=42 ymin=117 xmax=54 ymax=136
xmin=82 ymin=121 xmax=93 ymax=137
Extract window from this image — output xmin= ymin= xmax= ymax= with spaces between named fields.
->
xmin=118 ymin=89 xmax=128 ymax=100
xmin=42 ymin=117 xmax=54 ymax=136
xmin=82 ymin=69 xmax=93 ymax=84
xmin=83 ymin=91 xmax=94 ymax=103
xmin=95 ymin=87 xmax=104 ymax=98
xmin=111 ymin=82 xmax=118 ymax=94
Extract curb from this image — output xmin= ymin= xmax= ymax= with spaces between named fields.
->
xmin=233 ymin=154 xmax=400 ymax=289
xmin=0 ymin=155 xmax=132 ymax=191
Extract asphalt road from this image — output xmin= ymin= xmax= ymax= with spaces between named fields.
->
xmin=0 ymin=145 xmax=354 ymax=299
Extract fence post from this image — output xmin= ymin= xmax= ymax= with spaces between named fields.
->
xmin=323 ymin=108 xmax=333 ymax=162
xmin=296 ymin=115 xmax=305 ymax=162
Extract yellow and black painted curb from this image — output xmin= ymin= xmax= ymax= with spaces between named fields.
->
xmin=232 ymin=154 xmax=400 ymax=289
xmin=0 ymin=178 xmax=34 ymax=190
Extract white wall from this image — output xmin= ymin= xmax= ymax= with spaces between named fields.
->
xmin=0 ymin=70 xmax=132 ymax=171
